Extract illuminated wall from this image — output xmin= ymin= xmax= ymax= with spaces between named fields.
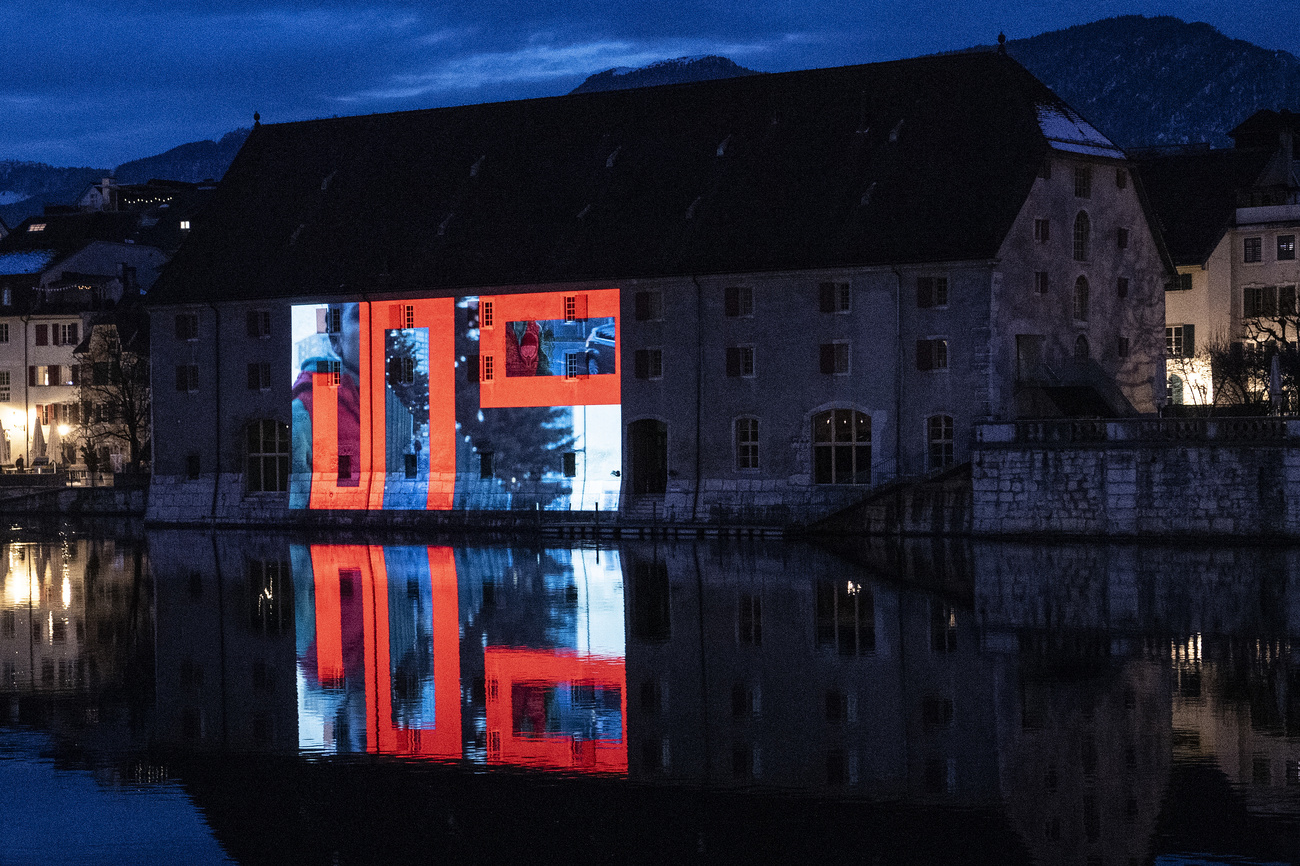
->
xmin=290 ymin=290 xmax=621 ymax=511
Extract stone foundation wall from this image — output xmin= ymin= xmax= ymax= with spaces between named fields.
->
xmin=972 ymin=419 xmax=1300 ymax=538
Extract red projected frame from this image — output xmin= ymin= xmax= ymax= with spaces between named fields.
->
xmin=477 ymin=289 xmax=620 ymax=408
xmin=308 ymin=545 xmax=462 ymax=759
xmin=484 ymin=647 xmax=627 ymax=774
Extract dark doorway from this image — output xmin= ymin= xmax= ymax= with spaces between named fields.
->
xmin=628 ymin=419 xmax=668 ymax=494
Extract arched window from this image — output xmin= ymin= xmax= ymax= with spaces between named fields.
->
xmin=927 ymin=415 xmax=954 ymax=471
xmin=812 ymin=409 xmax=871 ymax=484
xmin=1073 ymin=276 xmax=1090 ymax=321
xmin=1073 ymin=211 xmax=1090 ymax=261
xmin=1074 ymin=334 xmax=1090 ymax=361
xmin=1167 ymin=374 xmax=1184 ymax=405
xmin=246 ymin=420 xmax=290 ymax=492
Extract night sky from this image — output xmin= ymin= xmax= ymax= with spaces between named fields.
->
xmin=3 ymin=0 xmax=1298 ymax=168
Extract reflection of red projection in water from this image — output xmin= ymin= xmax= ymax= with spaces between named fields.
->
xmin=484 ymin=648 xmax=627 ymax=774
xmin=308 ymin=545 xmax=461 ymax=758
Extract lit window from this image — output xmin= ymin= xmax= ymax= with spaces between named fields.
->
xmin=27 ymin=223 xmax=45 ymax=232
xmin=736 ymin=417 xmax=759 ymax=470
xmin=0 ymin=371 xmax=10 ymax=402
xmin=812 ymin=409 xmax=871 ymax=484
xmin=1278 ymin=235 xmax=1296 ymax=261
xmin=1245 ymin=237 xmax=1263 ymax=263
xmin=179 ymin=220 xmax=191 ymax=231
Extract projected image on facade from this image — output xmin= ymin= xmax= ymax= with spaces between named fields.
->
xmin=290 ymin=290 xmax=620 ymax=512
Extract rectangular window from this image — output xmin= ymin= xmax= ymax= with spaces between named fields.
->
xmin=482 ymin=355 xmax=495 ymax=381
xmin=246 ymin=362 xmax=271 ymax=391
xmin=917 ymin=276 xmax=948 ymax=308
xmin=1038 ymin=159 xmax=1052 ymax=180
xmin=1117 ymin=336 xmax=1130 ymax=358
xmin=565 ymin=351 xmax=583 ymax=379
xmin=562 ymin=452 xmax=577 ymax=478
xmin=736 ymin=418 xmax=759 ymax=470
xmin=1166 ymin=324 xmax=1195 ymax=358
xmin=820 ymin=342 xmax=850 ymax=375
xmin=1245 ymin=237 xmax=1263 ymax=263
xmin=738 ymin=592 xmax=761 ymax=644
xmin=186 ymin=454 xmax=201 ymax=480
xmin=1244 ymin=286 xmax=1277 ymax=318
xmin=916 ymin=338 xmax=949 ymax=371
xmin=480 ymin=300 xmax=494 ymax=328
xmin=34 ymin=324 xmax=47 ymax=346
xmin=1168 ymin=273 xmax=1193 ymax=292
xmin=1034 ymin=272 xmax=1049 ymax=294
xmin=247 ymin=309 xmax=271 ymax=338
xmin=564 ymin=296 xmax=576 ymax=321
xmin=1033 ymin=219 xmax=1050 ymax=243
xmin=337 ymin=455 xmax=351 ymax=481
xmin=724 ymin=285 xmax=753 ymax=317
xmin=175 ymin=313 xmax=198 ymax=340
xmin=175 ymin=364 xmax=199 ymax=392
xmin=725 ymin=346 xmax=755 ymax=378
xmin=0 ymin=371 xmax=10 ymax=402
xmin=467 ymin=354 xmax=479 ymax=383
xmin=1117 ymin=227 xmax=1129 ymax=249
xmin=1074 ymin=164 xmax=1092 ymax=198
xmin=634 ymin=348 xmax=663 ymax=380
xmin=0 ymin=323 xmax=8 ymax=344
xmin=1279 ymin=235 xmax=1296 ymax=261
xmin=402 ymin=304 xmax=415 ymax=329
xmin=1116 ymin=167 xmax=1128 ymax=189
xmin=1117 ymin=277 xmax=1129 ymax=298
xmin=479 ymin=451 xmax=494 ymax=479
xmin=634 ymin=291 xmax=663 ymax=321
xmin=819 ymin=281 xmax=851 ymax=313
xmin=1282 ymin=285 xmax=1298 ymax=316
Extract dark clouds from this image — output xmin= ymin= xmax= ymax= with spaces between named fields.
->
xmin=2 ymin=0 xmax=1298 ymax=167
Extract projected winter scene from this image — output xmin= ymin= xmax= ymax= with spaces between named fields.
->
xmin=289 ymin=290 xmax=621 ymax=511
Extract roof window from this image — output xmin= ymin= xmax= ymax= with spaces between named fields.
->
xmin=28 ymin=223 xmax=45 ymax=232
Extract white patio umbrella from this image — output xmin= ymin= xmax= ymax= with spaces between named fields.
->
xmin=31 ymin=419 xmax=45 ymax=459
xmin=45 ymin=422 xmax=62 ymax=465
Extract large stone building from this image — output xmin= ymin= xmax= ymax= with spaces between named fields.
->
xmin=146 ymin=50 xmax=1169 ymax=525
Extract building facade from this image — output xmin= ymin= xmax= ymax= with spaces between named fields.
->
xmin=147 ymin=52 xmax=1168 ymax=525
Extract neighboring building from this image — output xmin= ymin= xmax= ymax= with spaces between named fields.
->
xmin=0 ymin=212 xmax=165 ymax=466
xmin=146 ymin=51 xmax=1170 ymax=525
xmin=1135 ymin=110 xmax=1300 ymax=407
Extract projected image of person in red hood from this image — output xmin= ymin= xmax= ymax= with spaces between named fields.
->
xmin=291 ymin=303 xmax=362 ymax=504
xmin=505 ymin=320 xmax=543 ymax=376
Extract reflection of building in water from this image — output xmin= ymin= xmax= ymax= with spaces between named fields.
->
xmin=620 ymin=542 xmax=1002 ymax=802
xmin=0 ymin=538 xmax=146 ymax=698
xmin=152 ymin=531 xmax=298 ymax=752
xmin=1170 ymin=634 xmax=1300 ymax=818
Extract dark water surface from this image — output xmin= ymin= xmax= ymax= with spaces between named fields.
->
xmin=2 ymin=525 xmax=1299 ymax=865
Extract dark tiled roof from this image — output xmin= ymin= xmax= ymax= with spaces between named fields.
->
xmin=152 ymin=52 xmax=1072 ymax=304
xmin=0 ymin=211 xmax=140 ymax=255
xmin=1132 ymin=147 xmax=1270 ymax=266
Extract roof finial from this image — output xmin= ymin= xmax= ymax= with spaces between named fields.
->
xmin=997 ymin=32 xmax=1007 ymax=55
xmin=253 ymin=112 xmax=261 ymax=127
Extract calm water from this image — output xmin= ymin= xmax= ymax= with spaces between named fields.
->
xmin=2 ymin=525 xmax=1299 ymax=865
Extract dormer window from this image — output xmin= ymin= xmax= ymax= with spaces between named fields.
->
xmin=28 ymin=223 xmax=45 ymax=232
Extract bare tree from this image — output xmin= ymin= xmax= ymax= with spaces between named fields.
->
xmin=76 ymin=321 xmax=150 ymax=472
